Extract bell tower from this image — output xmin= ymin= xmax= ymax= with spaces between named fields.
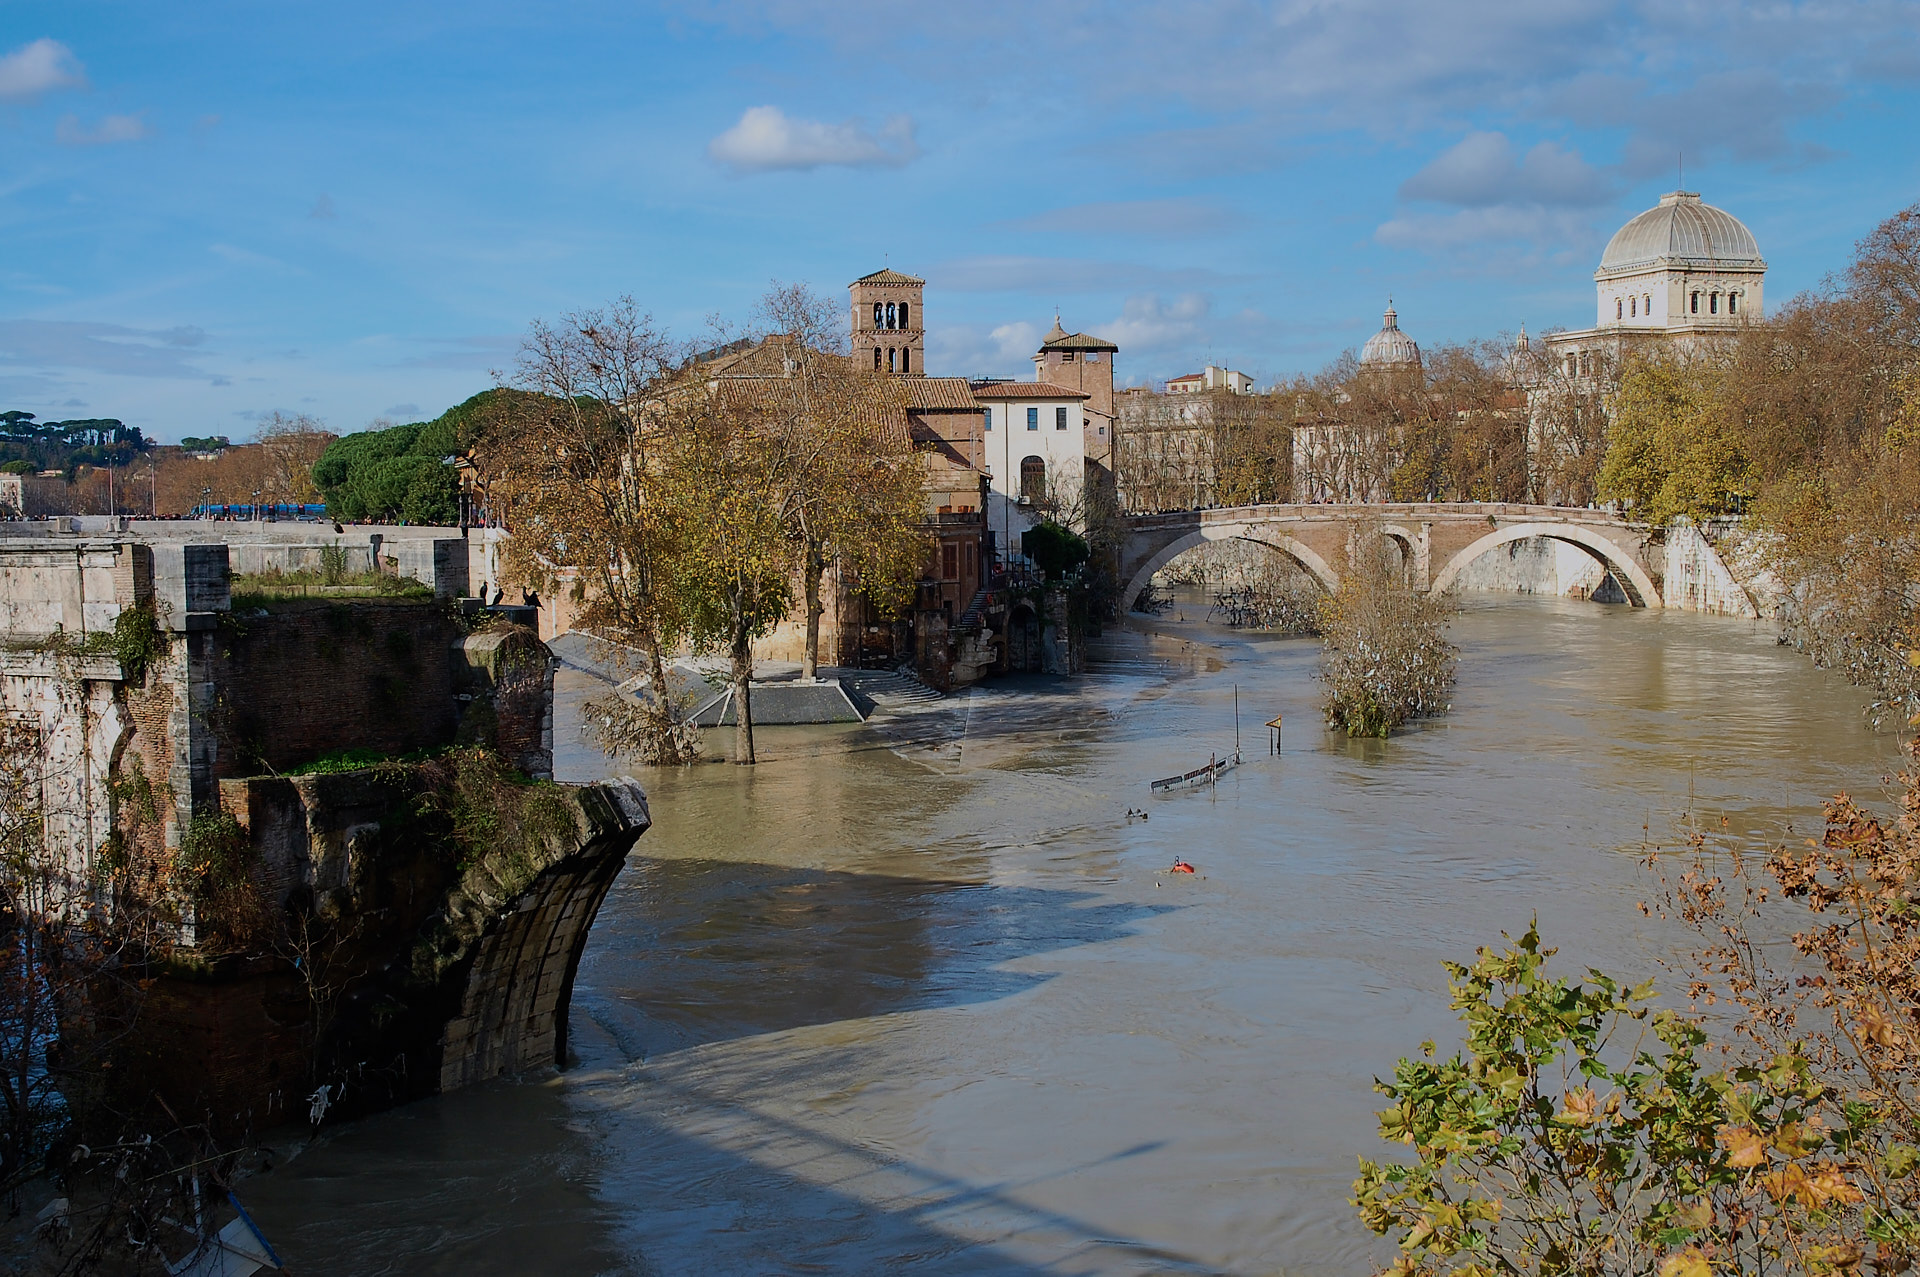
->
xmin=849 ymin=268 xmax=926 ymax=376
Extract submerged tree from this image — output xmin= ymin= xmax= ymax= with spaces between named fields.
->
xmin=1318 ymin=536 xmax=1456 ymax=737
xmin=654 ymin=380 xmax=801 ymax=765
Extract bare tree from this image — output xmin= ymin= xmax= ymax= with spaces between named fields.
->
xmin=477 ymin=299 xmax=699 ymax=764
xmin=250 ymin=411 xmax=334 ymax=505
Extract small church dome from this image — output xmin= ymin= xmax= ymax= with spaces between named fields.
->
xmin=1598 ymin=191 xmax=1763 ymax=276
xmin=1360 ymin=302 xmax=1420 ymax=368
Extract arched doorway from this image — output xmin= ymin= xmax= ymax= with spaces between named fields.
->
xmin=1007 ymin=602 xmax=1042 ymax=672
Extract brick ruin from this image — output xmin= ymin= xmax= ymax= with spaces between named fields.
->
xmin=0 ymin=533 xmax=650 ymax=1133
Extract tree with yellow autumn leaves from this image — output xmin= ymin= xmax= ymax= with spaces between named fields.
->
xmin=473 ymin=288 xmax=927 ymax=766
xmin=1358 ymin=740 xmax=1920 ymax=1276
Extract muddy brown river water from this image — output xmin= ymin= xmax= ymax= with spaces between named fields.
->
xmin=243 ymin=596 xmax=1905 ymax=1275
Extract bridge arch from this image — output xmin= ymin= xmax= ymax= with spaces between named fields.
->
xmin=1123 ymin=526 xmax=1340 ymax=612
xmin=1429 ymin=522 xmax=1663 ymax=608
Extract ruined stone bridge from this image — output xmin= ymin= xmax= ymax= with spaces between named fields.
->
xmin=1119 ymin=502 xmax=1666 ymax=609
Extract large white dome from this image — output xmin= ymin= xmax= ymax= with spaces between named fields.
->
xmin=1598 ymin=191 xmax=1763 ymax=275
xmin=1360 ymin=302 xmax=1420 ymax=368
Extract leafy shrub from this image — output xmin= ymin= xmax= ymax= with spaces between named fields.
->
xmin=1023 ymin=520 xmax=1090 ymax=582
xmin=175 ymin=812 xmax=253 ymax=898
xmin=319 ymin=542 xmax=349 ymax=585
xmin=1319 ymin=542 xmax=1455 ymax=737
xmin=109 ymin=603 xmax=164 ymax=685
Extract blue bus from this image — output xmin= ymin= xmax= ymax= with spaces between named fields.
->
xmin=188 ymin=502 xmax=328 ymax=521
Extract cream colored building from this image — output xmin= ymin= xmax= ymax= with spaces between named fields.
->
xmin=1544 ymin=190 xmax=1766 ymax=380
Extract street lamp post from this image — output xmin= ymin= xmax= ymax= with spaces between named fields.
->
xmin=201 ymin=487 xmax=211 ymax=520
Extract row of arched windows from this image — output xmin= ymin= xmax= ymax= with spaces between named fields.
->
xmin=1618 ymin=293 xmax=1655 ymax=320
xmin=872 ymin=302 xmax=911 ymax=331
xmin=871 ymin=345 xmax=912 ymax=373
xmin=1616 ymin=288 xmax=1744 ymax=321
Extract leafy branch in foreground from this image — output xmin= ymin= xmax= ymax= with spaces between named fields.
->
xmin=1355 ymin=922 xmax=1871 ymax=1276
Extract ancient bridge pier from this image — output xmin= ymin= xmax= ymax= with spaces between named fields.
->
xmin=0 ymin=530 xmax=653 ymax=1132
xmin=1117 ymin=502 xmax=1667 ymax=611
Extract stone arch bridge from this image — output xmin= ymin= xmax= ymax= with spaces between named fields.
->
xmin=1119 ymin=503 xmax=1665 ymax=609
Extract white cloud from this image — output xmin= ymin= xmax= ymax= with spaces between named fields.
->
xmin=1374 ymin=206 xmax=1602 ymax=275
xmin=1099 ymin=293 xmax=1210 ymax=353
xmin=701 ymin=1 xmax=1920 ymax=175
xmin=0 ymin=38 xmax=84 ymax=102
xmin=0 ymin=319 xmax=213 ymax=380
xmin=1400 ymin=132 xmax=1611 ymax=209
xmin=926 ymin=320 xmax=1039 ymax=378
xmin=55 ymin=112 xmax=153 ymax=146
xmin=1384 ymin=131 xmax=1612 ymax=258
xmin=707 ymin=105 xmax=918 ymax=173
xmin=988 ymin=321 xmax=1039 ymax=362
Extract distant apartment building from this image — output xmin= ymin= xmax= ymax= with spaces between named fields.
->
xmin=1165 ymin=365 xmax=1255 ymax=395
xmin=1114 ymin=389 xmax=1216 ymax=512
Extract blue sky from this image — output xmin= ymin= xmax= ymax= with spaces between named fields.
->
xmin=4 ymin=1 xmax=1920 ymax=442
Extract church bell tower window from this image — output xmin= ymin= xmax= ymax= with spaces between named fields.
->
xmin=898 ymin=303 xmax=909 ymax=329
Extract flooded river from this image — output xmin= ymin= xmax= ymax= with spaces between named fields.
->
xmin=245 ymin=597 xmax=1904 ymax=1275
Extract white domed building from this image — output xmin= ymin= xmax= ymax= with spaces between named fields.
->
xmin=1360 ymin=301 xmax=1421 ymax=370
xmin=1543 ymin=190 xmax=1767 ymax=380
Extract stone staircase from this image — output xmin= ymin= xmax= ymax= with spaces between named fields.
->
xmin=833 ymin=664 xmax=945 ymax=709
xmin=954 ymin=588 xmax=990 ymax=630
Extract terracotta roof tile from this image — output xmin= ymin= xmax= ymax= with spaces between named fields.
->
xmin=904 ymin=377 xmax=981 ymax=410
xmin=851 ymin=268 xmax=925 ymax=286
xmin=969 ymin=381 xmax=1090 ymax=400
xmin=1041 ymin=331 xmax=1118 ymax=352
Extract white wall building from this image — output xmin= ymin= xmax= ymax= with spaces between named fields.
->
xmin=972 ymin=381 xmax=1089 ymax=559
xmin=1544 ymin=190 xmax=1767 ymax=380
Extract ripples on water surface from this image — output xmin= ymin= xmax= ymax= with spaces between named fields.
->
xmin=245 ymin=597 xmax=1903 ymax=1275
